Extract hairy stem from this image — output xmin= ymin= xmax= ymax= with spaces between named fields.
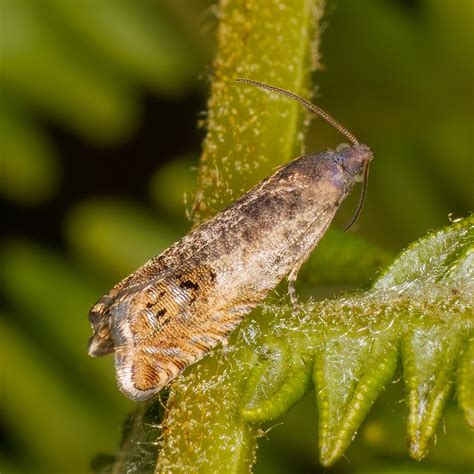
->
xmin=156 ymin=0 xmax=324 ymax=472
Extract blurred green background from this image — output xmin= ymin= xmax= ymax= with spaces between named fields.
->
xmin=0 ymin=0 xmax=472 ymax=473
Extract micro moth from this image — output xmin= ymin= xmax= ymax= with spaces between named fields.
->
xmin=88 ymin=79 xmax=373 ymax=401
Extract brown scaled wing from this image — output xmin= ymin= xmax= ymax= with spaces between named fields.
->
xmin=113 ymin=262 xmax=246 ymax=401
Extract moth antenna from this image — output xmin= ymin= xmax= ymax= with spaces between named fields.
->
xmin=236 ymin=78 xmax=359 ymax=146
xmin=344 ymin=161 xmax=370 ymax=231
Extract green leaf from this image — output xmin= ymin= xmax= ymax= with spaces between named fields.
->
xmin=313 ymin=317 xmax=399 ymax=465
xmin=240 ymin=339 xmax=313 ymax=422
xmin=298 ymin=227 xmax=392 ymax=288
xmin=149 ymin=153 xmax=197 ymax=223
xmin=240 ymin=216 xmax=473 ymax=466
xmin=402 ymin=321 xmax=467 ymax=460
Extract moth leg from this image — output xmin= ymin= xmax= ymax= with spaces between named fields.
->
xmin=288 ymin=257 xmax=308 ymax=308
xmin=287 ymin=241 xmax=322 ymax=309
xmin=287 ymin=208 xmax=335 ymax=309
xmin=221 ymin=336 xmax=231 ymax=357
xmin=288 ymin=278 xmax=300 ymax=308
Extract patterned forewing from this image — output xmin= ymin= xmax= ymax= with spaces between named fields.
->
xmin=115 ymin=263 xmax=224 ymax=397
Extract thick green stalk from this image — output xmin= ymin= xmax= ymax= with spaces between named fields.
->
xmin=155 ymin=0 xmax=324 ymax=472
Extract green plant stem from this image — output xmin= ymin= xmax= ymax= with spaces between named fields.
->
xmin=155 ymin=0 xmax=324 ymax=472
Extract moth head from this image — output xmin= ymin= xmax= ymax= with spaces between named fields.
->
xmin=88 ymin=298 xmax=115 ymax=357
xmin=336 ymin=143 xmax=373 ymax=181
xmin=336 ymin=144 xmax=373 ymax=231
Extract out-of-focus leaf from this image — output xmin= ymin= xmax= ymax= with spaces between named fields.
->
xmin=46 ymin=0 xmax=201 ymax=96
xmin=149 ymin=154 xmax=197 ymax=222
xmin=362 ymin=400 xmax=474 ymax=469
xmin=0 ymin=105 xmax=58 ymax=204
xmin=65 ymin=199 xmax=178 ymax=281
xmin=0 ymin=314 xmax=122 ymax=473
xmin=424 ymin=120 xmax=474 ymax=206
xmin=367 ymin=140 xmax=449 ymax=247
xmin=0 ymin=1 xmax=139 ymax=143
xmin=0 ymin=454 xmax=30 ymax=474
xmin=298 ymin=228 xmax=393 ymax=288
xmin=0 ymin=239 xmax=130 ymax=413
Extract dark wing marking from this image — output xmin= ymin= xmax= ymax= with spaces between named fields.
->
xmin=112 ymin=264 xmax=224 ymax=401
xmin=114 ymin=303 xmax=252 ymax=401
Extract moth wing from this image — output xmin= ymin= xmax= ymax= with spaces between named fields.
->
xmin=111 ymin=264 xmax=237 ymax=401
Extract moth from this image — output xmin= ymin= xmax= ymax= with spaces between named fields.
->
xmin=88 ymin=79 xmax=373 ymax=401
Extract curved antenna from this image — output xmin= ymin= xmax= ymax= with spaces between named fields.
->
xmin=344 ymin=161 xmax=370 ymax=231
xmin=236 ymin=78 xmax=359 ymax=146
